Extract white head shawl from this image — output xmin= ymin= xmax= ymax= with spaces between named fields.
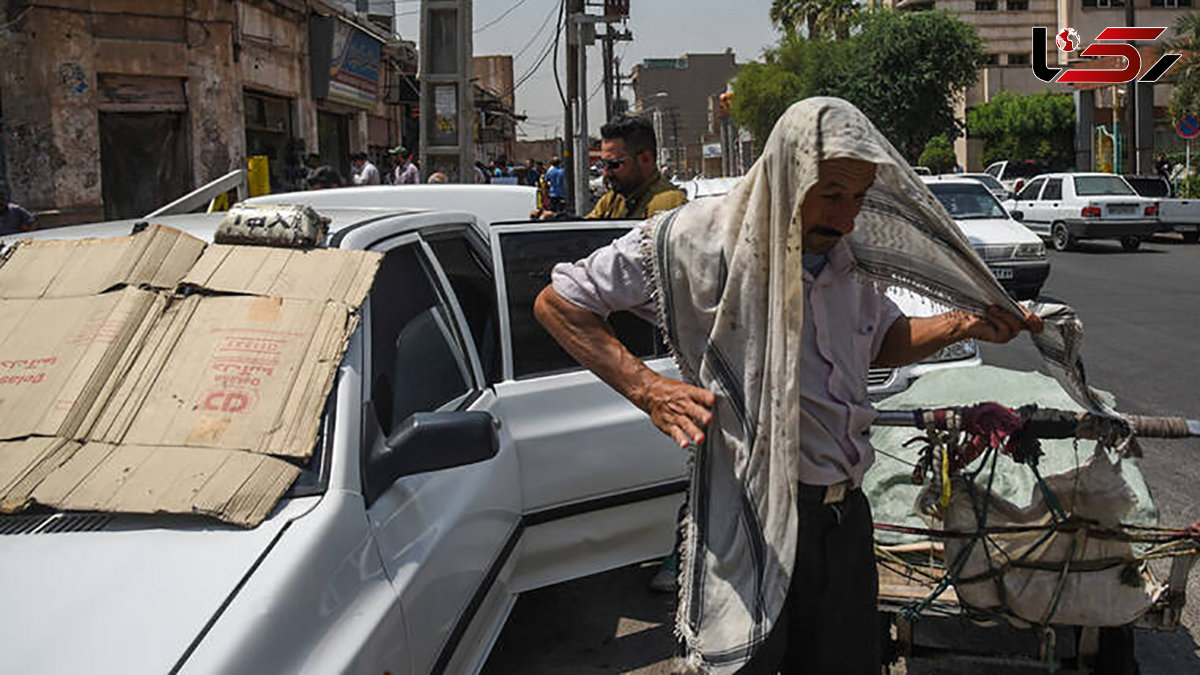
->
xmin=642 ymin=97 xmax=1122 ymax=672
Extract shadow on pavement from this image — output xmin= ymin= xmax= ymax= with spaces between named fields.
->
xmin=483 ymin=561 xmax=683 ymax=675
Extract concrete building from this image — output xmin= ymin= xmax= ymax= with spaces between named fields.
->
xmin=631 ymin=51 xmax=741 ymax=177
xmin=473 ymin=55 xmax=521 ymax=165
xmin=0 ymin=0 xmax=415 ymax=226
xmin=887 ymin=0 xmax=1194 ymax=172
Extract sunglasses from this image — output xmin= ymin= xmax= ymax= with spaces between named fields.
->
xmin=602 ymin=156 xmax=631 ymax=170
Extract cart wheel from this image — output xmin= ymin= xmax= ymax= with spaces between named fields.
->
xmin=1051 ymin=223 xmax=1074 ymax=251
xmin=1090 ymin=625 xmax=1139 ymax=675
xmin=1182 ymin=231 xmax=1199 ymax=244
xmin=1120 ymin=236 xmax=1142 ymax=252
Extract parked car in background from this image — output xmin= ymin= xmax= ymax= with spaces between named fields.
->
xmin=984 ymin=159 xmax=1052 ymax=195
xmin=912 ymin=166 xmax=933 ymax=176
xmin=944 ymin=172 xmax=1012 ymax=201
xmin=922 ymin=177 xmax=1049 ymax=300
xmin=1002 ymin=173 xmax=1159 ymax=251
xmin=1123 ymin=174 xmax=1200 ymax=243
xmin=676 ymin=176 xmax=743 ymax=201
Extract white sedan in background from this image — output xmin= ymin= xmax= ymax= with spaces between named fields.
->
xmin=1003 ymin=173 xmax=1159 ymax=252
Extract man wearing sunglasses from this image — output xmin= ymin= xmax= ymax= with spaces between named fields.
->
xmin=587 ymin=116 xmax=686 ymax=220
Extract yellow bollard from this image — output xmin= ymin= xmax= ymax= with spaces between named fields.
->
xmin=247 ymin=155 xmax=271 ymax=198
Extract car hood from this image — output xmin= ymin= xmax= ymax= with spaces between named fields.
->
xmin=0 ymin=498 xmax=316 ymax=673
xmin=953 ymin=217 xmax=1041 ymax=246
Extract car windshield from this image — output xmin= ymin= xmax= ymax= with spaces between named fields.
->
xmin=928 ymin=183 xmax=1007 ymax=219
xmin=964 ymin=174 xmax=1005 ymax=192
xmin=1074 ymin=175 xmax=1136 ymax=196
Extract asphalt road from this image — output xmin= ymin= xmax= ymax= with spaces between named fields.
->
xmin=484 ymin=234 xmax=1200 ymax=674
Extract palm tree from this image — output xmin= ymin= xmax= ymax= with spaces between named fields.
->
xmin=770 ymin=0 xmax=858 ymax=41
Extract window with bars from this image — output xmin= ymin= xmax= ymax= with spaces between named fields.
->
xmin=1082 ymin=0 xmax=1124 ymax=7
xmin=1008 ymin=53 xmax=1030 ymax=65
xmin=1150 ymin=0 xmax=1191 ymax=6
xmin=1006 ymin=0 xmax=1029 ymax=9
xmin=983 ymin=54 xmax=1000 ymax=65
xmin=975 ymin=0 xmax=998 ymax=9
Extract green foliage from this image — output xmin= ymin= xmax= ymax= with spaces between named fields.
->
xmin=1164 ymin=14 xmax=1200 ymax=120
xmin=966 ymin=91 xmax=1075 ymax=169
xmin=770 ymin=0 xmax=859 ymax=40
xmin=919 ymin=136 xmax=957 ymax=173
xmin=1180 ymin=173 xmax=1200 ymax=200
xmin=731 ymin=36 xmax=850 ymax=150
xmin=733 ymin=9 xmax=984 ymax=158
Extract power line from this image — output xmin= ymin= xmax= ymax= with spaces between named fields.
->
xmin=513 ymin=0 xmax=560 ymax=60
xmin=475 ymin=0 xmax=532 ymax=33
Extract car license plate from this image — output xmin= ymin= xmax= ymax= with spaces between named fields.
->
xmin=1108 ymin=205 xmax=1136 ymax=215
xmin=990 ymin=266 xmax=1014 ymax=280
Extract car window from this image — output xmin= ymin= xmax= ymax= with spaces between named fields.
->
xmin=1041 ymin=179 xmax=1062 ymax=201
xmin=1007 ymin=160 xmax=1049 ymax=179
xmin=426 ymin=231 xmax=502 ymax=385
xmin=967 ymin=174 xmax=1005 ymax=192
xmin=1122 ymin=177 xmax=1169 ymax=198
xmin=1016 ymin=178 xmax=1045 ymax=200
xmin=499 ymin=228 xmax=668 ymax=379
xmin=368 ymin=243 xmax=472 ymax=436
xmin=1073 ymin=175 xmax=1136 ymax=196
xmin=985 ymin=162 xmax=1003 ymax=178
xmin=928 ymin=183 xmax=1007 ymax=219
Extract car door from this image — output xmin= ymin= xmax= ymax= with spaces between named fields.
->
xmin=1014 ymin=177 xmax=1048 ymax=234
xmin=489 ymin=221 xmax=687 ymax=592
xmin=1035 ymin=177 xmax=1063 ymax=227
xmin=361 ymin=235 xmax=520 ymax=675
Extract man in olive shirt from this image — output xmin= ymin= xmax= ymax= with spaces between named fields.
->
xmin=587 ymin=116 xmax=686 ymax=219
xmin=534 ymin=116 xmax=686 ymax=221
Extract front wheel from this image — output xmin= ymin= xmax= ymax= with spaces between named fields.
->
xmin=1051 ymin=223 xmax=1074 ymax=252
xmin=1120 ymin=236 xmax=1141 ymax=252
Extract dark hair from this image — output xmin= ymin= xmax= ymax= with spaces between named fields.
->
xmin=351 ymin=152 xmax=367 ymax=162
xmin=308 ymin=165 xmax=342 ymax=188
xmin=600 ymin=116 xmax=657 ymax=158
xmin=550 ymin=157 xmax=561 ymax=167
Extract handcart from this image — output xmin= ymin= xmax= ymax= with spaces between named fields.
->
xmin=866 ymin=366 xmax=1199 ymax=673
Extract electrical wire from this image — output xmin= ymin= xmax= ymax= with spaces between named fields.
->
xmin=474 ymin=0 xmax=531 ymax=33
xmin=513 ymin=0 xmax=560 ymax=60
xmin=552 ymin=0 xmax=567 ymax=108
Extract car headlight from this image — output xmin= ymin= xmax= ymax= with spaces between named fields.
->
xmin=924 ymin=338 xmax=978 ymax=363
xmin=1015 ymin=242 xmax=1046 ymax=259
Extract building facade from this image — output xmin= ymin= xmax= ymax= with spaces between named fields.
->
xmin=632 ymin=51 xmax=741 ymax=177
xmin=887 ymin=0 xmax=1193 ymax=172
xmin=0 ymin=0 xmax=414 ymax=226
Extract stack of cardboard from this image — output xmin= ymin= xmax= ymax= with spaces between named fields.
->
xmin=0 ymin=226 xmax=380 ymax=527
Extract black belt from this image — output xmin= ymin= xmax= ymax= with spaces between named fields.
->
xmin=798 ymin=481 xmax=857 ymax=505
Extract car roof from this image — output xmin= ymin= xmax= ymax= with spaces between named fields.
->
xmin=920 ymin=176 xmax=985 ymax=187
xmin=0 ymin=205 xmax=444 ymax=247
xmin=245 ymin=184 xmax=537 ymax=225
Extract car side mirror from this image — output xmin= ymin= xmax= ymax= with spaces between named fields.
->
xmin=1009 ymin=210 xmax=1024 ymax=221
xmin=364 ymin=410 xmax=499 ymax=506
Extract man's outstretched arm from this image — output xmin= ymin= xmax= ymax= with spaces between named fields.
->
xmin=874 ymin=306 xmax=1043 ymax=368
xmin=534 ymin=285 xmax=715 ymax=448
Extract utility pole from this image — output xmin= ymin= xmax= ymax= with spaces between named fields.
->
xmin=600 ymin=25 xmax=633 ymax=123
xmin=564 ymin=0 xmax=582 ymax=214
xmin=574 ymin=14 xmax=591 ymax=216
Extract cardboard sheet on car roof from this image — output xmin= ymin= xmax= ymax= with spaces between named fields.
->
xmin=0 ymin=226 xmax=381 ymax=526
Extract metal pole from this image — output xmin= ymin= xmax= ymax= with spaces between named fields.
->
xmin=564 ymin=0 xmax=581 ymax=213
xmin=574 ymin=16 xmax=590 ymax=216
xmin=602 ymin=29 xmax=614 ymax=123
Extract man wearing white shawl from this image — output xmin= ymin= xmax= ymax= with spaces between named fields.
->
xmin=535 ymin=97 xmax=1044 ymax=673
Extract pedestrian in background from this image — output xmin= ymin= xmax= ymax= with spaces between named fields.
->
xmin=0 ymin=187 xmax=36 ymax=234
xmin=427 ymin=171 xmax=448 ymax=184
xmin=391 ymin=147 xmax=419 ymax=184
xmin=306 ymin=166 xmax=343 ymax=190
xmin=350 ymin=152 xmax=381 ymax=186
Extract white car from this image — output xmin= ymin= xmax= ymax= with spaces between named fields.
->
xmin=922 ymin=177 xmax=1049 ymax=300
xmin=1123 ymin=175 xmax=1200 ymax=243
xmin=1002 ymin=172 xmax=1160 ymax=251
xmin=941 ymin=172 xmax=1011 ymax=201
xmin=677 ymin=176 xmax=743 ymax=201
xmin=0 ymin=187 xmax=977 ymax=672
xmin=983 ymin=159 xmax=1052 ymax=195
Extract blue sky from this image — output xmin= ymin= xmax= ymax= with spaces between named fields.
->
xmin=394 ymin=0 xmax=778 ymax=138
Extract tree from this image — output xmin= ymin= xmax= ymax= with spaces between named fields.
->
xmin=734 ymin=10 xmax=983 ymax=158
xmin=919 ymin=136 xmax=958 ymax=173
xmin=966 ymin=91 xmax=1075 ymax=169
xmin=1164 ymin=13 xmax=1200 ymax=121
xmin=731 ymin=36 xmax=850 ymax=148
xmin=838 ymin=10 xmax=984 ymax=160
xmin=770 ymin=0 xmax=858 ymax=40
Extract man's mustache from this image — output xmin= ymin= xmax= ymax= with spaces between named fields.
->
xmin=811 ymin=226 xmax=843 ymax=238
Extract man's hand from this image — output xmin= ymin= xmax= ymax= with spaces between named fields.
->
xmin=635 ymin=374 xmax=715 ymax=448
xmin=959 ymin=306 xmax=1043 ymax=344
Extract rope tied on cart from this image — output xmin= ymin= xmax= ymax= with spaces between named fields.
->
xmin=875 ymin=400 xmax=1200 ymax=650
